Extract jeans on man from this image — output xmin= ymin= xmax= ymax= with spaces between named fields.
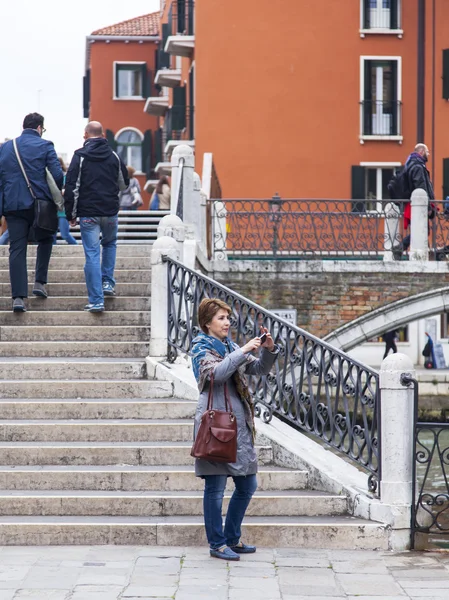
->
xmin=79 ymin=215 xmax=118 ymax=305
xmin=203 ymin=474 xmax=257 ymax=549
xmin=5 ymin=207 xmax=54 ymax=298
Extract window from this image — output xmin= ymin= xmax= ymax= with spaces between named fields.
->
xmin=116 ymin=129 xmax=143 ymax=171
xmin=351 ymin=163 xmax=400 ymax=212
xmin=360 ymin=57 xmax=401 ymax=138
xmin=368 ymin=326 xmax=408 ymax=343
xmin=361 ymin=0 xmax=401 ymax=31
xmin=115 ymin=63 xmax=148 ymax=99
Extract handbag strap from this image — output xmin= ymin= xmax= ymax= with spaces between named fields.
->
xmin=13 ymin=138 xmax=36 ymax=200
xmin=207 ymin=373 xmax=233 ymax=413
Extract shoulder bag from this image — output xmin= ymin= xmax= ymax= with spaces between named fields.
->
xmin=191 ymin=374 xmax=237 ymax=463
xmin=13 ymin=139 xmax=58 ymax=232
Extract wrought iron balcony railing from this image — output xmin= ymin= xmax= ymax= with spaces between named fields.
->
xmin=361 ymin=100 xmax=402 ymax=136
xmin=168 ymin=0 xmax=195 ymax=36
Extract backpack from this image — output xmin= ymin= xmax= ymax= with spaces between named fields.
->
xmin=387 ymin=167 xmax=411 ymax=202
xmin=149 ymin=191 xmax=160 ymax=210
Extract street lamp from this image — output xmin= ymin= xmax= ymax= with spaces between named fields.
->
xmin=268 ymin=192 xmax=283 ymax=256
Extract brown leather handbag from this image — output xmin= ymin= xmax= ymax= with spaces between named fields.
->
xmin=191 ymin=374 xmax=237 ymax=463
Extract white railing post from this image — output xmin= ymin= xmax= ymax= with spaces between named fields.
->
xmin=379 ymin=353 xmax=415 ymax=550
xmin=383 ymin=202 xmax=401 ymax=262
xmin=410 ymin=188 xmax=429 ymax=261
xmin=170 ymin=145 xmax=195 ymax=216
xmin=149 ymin=236 xmax=180 ymax=359
xmin=157 ymin=214 xmax=186 ymax=260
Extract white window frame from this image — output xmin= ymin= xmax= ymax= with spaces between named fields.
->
xmin=113 ymin=61 xmax=146 ymax=101
xmin=360 ymin=56 xmax=403 ymax=143
xmin=115 ymin=127 xmax=144 ymax=174
xmin=359 ymin=0 xmax=403 ymax=37
xmin=359 ymin=161 xmax=402 ymax=212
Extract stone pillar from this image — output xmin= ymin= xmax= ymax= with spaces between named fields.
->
xmin=157 ymin=214 xmax=185 ymax=259
xmin=149 ymin=236 xmax=180 ymax=358
xmin=379 ymin=353 xmax=415 ymax=549
xmin=170 ymin=145 xmax=195 ymax=217
xmin=410 ymin=188 xmax=429 ymax=261
xmin=383 ymin=202 xmax=400 ymax=262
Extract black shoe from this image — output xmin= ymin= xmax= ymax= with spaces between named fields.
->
xmin=32 ymin=282 xmax=48 ymax=298
xmin=229 ymin=542 xmax=257 ymax=554
xmin=13 ymin=298 xmax=26 ymax=313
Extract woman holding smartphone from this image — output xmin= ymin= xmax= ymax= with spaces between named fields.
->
xmin=191 ymin=298 xmax=279 ymax=561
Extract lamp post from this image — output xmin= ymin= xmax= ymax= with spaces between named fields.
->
xmin=269 ymin=193 xmax=283 ymax=257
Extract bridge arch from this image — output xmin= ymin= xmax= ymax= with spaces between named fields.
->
xmin=324 ymin=286 xmax=449 ymax=352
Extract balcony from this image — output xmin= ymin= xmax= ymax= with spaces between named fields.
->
xmin=162 ymin=105 xmax=195 ymax=158
xmin=165 ymin=0 xmax=195 ymax=58
xmin=144 ymin=96 xmax=169 ymax=117
xmin=155 ymin=68 xmax=181 ymax=88
xmin=360 ymin=100 xmax=403 ymax=143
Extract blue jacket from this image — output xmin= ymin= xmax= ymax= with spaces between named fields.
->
xmin=0 ymin=129 xmax=63 ymax=215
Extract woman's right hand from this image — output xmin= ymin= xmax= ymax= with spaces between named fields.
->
xmin=241 ymin=337 xmax=261 ymax=354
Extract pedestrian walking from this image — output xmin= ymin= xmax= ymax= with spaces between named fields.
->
xmin=149 ymin=175 xmax=170 ymax=210
xmin=191 ymin=298 xmax=279 ymax=561
xmin=54 ymin=157 xmax=77 ymax=245
xmin=118 ymin=166 xmax=143 ymax=210
xmin=0 ymin=113 xmax=64 ymax=312
xmin=382 ymin=329 xmax=398 ymax=360
xmin=64 ymin=121 xmax=128 ymax=313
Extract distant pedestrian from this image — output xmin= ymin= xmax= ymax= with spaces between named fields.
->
xmin=0 ymin=113 xmax=64 ymax=312
xmin=64 ymin=121 xmax=128 ymax=313
xmin=149 ymin=175 xmax=170 ymax=210
xmin=54 ymin=157 xmax=77 ymax=245
xmin=191 ymin=298 xmax=279 ymax=561
xmin=118 ymin=166 xmax=143 ymax=210
xmin=382 ymin=330 xmax=398 ymax=360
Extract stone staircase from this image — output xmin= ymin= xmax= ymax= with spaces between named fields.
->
xmin=0 ymin=245 xmax=387 ymax=548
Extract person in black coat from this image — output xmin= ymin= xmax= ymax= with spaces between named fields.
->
xmin=383 ymin=330 xmax=398 ymax=360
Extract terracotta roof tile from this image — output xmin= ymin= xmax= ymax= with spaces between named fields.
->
xmin=91 ymin=12 xmax=159 ymax=37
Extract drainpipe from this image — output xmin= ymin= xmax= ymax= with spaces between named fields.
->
xmin=417 ymin=0 xmax=426 ymax=143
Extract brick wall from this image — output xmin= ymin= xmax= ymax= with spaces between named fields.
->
xmin=212 ymin=262 xmax=449 ymax=338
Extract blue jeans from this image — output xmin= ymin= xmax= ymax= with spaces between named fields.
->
xmin=203 ymin=474 xmax=257 ymax=550
xmin=0 ymin=229 xmax=9 ymax=245
xmin=54 ymin=217 xmax=78 ymax=245
xmin=79 ymin=215 xmax=118 ymax=305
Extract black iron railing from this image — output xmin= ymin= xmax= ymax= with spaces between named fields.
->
xmin=168 ymin=0 xmax=195 ymax=36
xmin=402 ymin=374 xmax=449 ymax=548
xmin=429 ymin=200 xmax=449 ymax=260
xmin=210 ymin=198 xmax=406 ymax=259
xmin=166 ymin=257 xmax=381 ymax=494
xmin=361 ymin=100 xmax=402 ymax=136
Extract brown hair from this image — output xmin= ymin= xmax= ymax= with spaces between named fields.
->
xmin=127 ymin=165 xmax=136 ymax=178
xmin=156 ymin=175 xmax=170 ymax=194
xmin=198 ymin=298 xmax=231 ymax=334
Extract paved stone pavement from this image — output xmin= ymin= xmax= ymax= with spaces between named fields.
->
xmin=0 ymin=545 xmax=448 ymax=599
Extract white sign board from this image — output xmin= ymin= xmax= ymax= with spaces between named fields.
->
xmin=271 ymin=309 xmax=297 ymax=326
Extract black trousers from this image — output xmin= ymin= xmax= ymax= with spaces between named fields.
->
xmin=383 ymin=340 xmax=398 ymax=360
xmin=5 ymin=207 xmax=53 ymax=299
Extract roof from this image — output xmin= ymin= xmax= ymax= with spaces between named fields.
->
xmin=91 ymin=12 xmax=160 ymax=37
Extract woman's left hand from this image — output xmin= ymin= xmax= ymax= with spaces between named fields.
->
xmin=260 ymin=326 xmax=275 ymax=351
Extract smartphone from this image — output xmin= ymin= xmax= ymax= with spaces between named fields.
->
xmin=259 ymin=332 xmax=268 ymax=344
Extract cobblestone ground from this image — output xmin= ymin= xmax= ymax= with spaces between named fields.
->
xmin=0 ymin=545 xmax=448 ymax=599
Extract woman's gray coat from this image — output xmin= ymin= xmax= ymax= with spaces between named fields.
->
xmin=194 ymin=347 xmax=278 ymax=477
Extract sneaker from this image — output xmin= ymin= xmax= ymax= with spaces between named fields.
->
xmin=102 ymin=281 xmax=116 ymax=297
xmin=32 ymin=282 xmax=48 ymax=298
xmin=209 ymin=546 xmax=240 ymax=561
xmin=84 ymin=303 xmax=105 ymax=313
xmin=12 ymin=298 xmax=26 ymax=313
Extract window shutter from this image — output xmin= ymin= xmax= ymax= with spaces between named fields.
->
xmin=172 ymin=86 xmax=186 ymax=130
xmin=363 ymin=0 xmax=370 ymax=29
xmin=443 ymin=159 xmax=449 ymax=198
xmin=363 ymin=60 xmax=372 ymax=135
xmin=141 ymin=65 xmax=151 ymax=98
xmin=155 ymin=128 xmax=163 ymax=165
xmin=161 ymin=24 xmax=171 ymax=67
xmin=443 ymin=50 xmax=449 ymax=100
xmin=351 ymin=166 xmax=366 ymax=212
xmin=391 ymin=60 xmax=398 ymax=135
xmin=177 ymin=0 xmax=186 ymax=33
xmin=83 ymin=69 xmax=90 ymax=119
xmin=142 ymin=130 xmax=153 ymax=178
xmin=189 ymin=67 xmax=195 ymax=139
xmin=106 ymin=130 xmax=117 ymax=151
xmin=390 ymin=0 xmax=399 ymax=29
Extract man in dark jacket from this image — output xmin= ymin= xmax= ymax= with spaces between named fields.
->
xmin=0 ymin=113 xmax=63 ymax=312
xmin=64 ymin=121 xmax=128 ymax=312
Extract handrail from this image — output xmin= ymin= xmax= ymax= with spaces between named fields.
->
xmin=165 ymin=256 xmax=381 ymax=495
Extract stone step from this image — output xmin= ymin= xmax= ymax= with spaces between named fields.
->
xmin=0 ymin=257 xmax=151 ymax=270
xmin=0 ymin=515 xmax=388 ymax=548
xmin=0 ymin=283 xmax=150 ymax=297
xmin=0 ymin=442 xmax=272 ymax=466
xmin=0 ymin=311 xmax=150 ymax=326
xmin=0 ymin=490 xmax=348 ymax=518
xmin=0 ymin=466 xmax=307 ymax=491
xmin=0 ymin=245 xmax=153 ymax=257
xmin=0 ymin=342 xmax=149 ymax=358
xmin=0 ymin=325 xmax=150 ymax=342
xmin=0 ymin=419 xmax=192 ymax=442
xmin=0 ymin=359 xmax=147 ymax=380
xmin=0 ymin=270 xmax=150 ymax=283
xmin=0 ymin=380 xmax=173 ymax=400
xmin=0 ymin=399 xmax=195 ymax=420
xmin=0 ymin=297 xmax=150 ymax=311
